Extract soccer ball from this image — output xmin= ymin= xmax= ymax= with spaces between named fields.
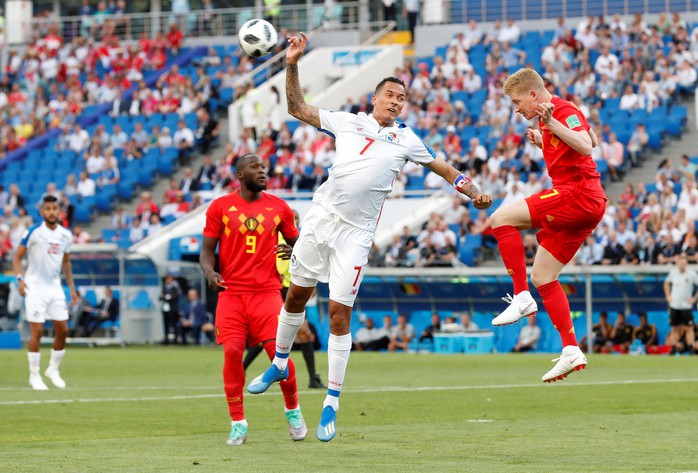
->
xmin=238 ymin=19 xmax=278 ymax=58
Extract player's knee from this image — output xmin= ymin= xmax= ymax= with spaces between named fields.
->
xmin=530 ymin=270 xmax=554 ymax=288
xmin=222 ymin=341 xmax=245 ymax=361
xmin=489 ymin=210 xmax=503 ymax=228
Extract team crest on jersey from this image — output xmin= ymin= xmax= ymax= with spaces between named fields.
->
xmin=386 ymin=132 xmax=398 ymax=143
xmin=244 ymin=217 xmax=259 ymax=232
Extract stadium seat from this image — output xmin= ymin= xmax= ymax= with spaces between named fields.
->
xmin=128 ymin=291 xmax=152 ymax=310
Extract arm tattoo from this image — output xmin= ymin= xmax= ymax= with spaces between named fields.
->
xmin=461 ymin=181 xmax=481 ymax=200
xmin=286 ymin=63 xmax=319 ymax=126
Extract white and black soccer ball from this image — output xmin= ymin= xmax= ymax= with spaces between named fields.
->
xmin=238 ymin=19 xmax=278 ymax=58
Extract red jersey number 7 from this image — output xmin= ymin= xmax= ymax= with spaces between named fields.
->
xmin=359 ymin=137 xmax=375 ymax=155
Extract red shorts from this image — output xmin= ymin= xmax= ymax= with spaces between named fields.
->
xmin=214 ymin=291 xmax=283 ymax=346
xmin=525 ymin=186 xmax=606 ymax=264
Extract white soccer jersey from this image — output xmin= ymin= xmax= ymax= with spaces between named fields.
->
xmin=20 ymin=222 xmax=72 ymax=288
xmin=666 ymin=268 xmax=698 ymax=310
xmin=314 ymin=109 xmax=435 ymax=232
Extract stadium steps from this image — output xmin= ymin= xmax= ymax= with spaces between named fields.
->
xmin=605 ymin=95 xmax=697 ymax=203
xmin=377 ymin=31 xmax=412 ymax=45
xmin=378 ymin=31 xmax=414 ymax=56
xmin=82 ymin=113 xmax=230 ymax=242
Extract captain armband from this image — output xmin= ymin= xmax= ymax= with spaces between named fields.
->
xmin=453 ymin=174 xmax=471 ymax=191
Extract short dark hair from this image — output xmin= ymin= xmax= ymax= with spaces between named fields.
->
xmin=235 ymin=153 xmax=261 ymax=172
xmin=43 ymin=195 xmax=59 ymax=204
xmin=375 ymin=77 xmax=407 ymax=95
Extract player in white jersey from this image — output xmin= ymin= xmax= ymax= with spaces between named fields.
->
xmin=247 ymin=32 xmax=493 ymax=441
xmin=12 ymin=195 xmax=78 ymax=390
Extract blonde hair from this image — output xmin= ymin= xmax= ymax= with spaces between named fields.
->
xmin=503 ymin=69 xmax=546 ymax=96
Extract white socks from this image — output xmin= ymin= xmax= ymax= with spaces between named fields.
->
xmin=324 ymin=333 xmax=352 ymax=412
xmin=231 ymin=419 xmax=248 ymax=426
xmin=48 ymin=349 xmax=66 ymax=372
xmin=273 ymin=308 xmax=305 ymax=371
xmin=27 ymin=352 xmax=41 ymax=376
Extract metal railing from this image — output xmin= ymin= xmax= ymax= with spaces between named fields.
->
xmin=376 ymin=0 xmax=698 ymax=25
xmin=27 ymin=3 xmax=360 ymax=45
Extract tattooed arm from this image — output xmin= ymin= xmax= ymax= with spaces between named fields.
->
xmin=424 ymin=156 xmax=492 ymax=209
xmin=285 ymin=32 xmax=321 ymax=128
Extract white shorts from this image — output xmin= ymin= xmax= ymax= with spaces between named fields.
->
xmin=24 ymin=285 xmax=69 ymax=324
xmin=289 ymin=205 xmax=373 ymax=307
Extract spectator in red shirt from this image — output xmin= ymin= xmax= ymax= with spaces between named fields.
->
xmin=148 ymin=48 xmax=167 ymax=70
xmin=7 ymin=84 xmax=25 ymax=105
xmin=164 ymin=64 xmax=186 ymax=87
xmin=135 ymin=191 xmax=160 ymax=220
xmin=167 ymin=23 xmax=185 ymax=54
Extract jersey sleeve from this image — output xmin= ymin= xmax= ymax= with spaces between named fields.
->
xmin=318 ymin=109 xmax=355 ymax=138
xmin=202 ymin=199 xmax=222 ymax=239
xmin=406 ymin=130 xmax=437 ymax=165
xmin=19 ymin=224 xmax=38 ymax=248
xmin=278 ymin=201 xmax=300 ymax=241
xmin=554 ymin=101 xmax=589 ymax=132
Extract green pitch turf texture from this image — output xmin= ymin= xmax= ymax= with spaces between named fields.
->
xmin=1 ymin=347 xmax=696 ymax=472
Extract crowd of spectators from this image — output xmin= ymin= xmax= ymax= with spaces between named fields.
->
xmin=4 ymin=11 xmax=698 ymax=266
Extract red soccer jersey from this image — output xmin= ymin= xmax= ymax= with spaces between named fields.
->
xmin=539 ymin=96 xmax=602 ymax=189
xmin=203 ymin=191 xmax=299 ymax=294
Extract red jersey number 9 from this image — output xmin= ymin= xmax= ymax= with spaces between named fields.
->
xmin=246 ymin=235 xmax=256 ymax=254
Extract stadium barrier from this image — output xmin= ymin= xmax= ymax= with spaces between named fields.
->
xmin=315 ymin=265 xmax=681 ymax=353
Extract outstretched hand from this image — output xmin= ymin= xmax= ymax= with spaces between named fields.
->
xmin=286 ymin=32 xmax=308 ymax=64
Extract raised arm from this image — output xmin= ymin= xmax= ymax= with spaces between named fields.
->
xmin=537 ymin=102 xmax=593 ymax=156
xmin=285 ymin=32 xmax=320 ymax=128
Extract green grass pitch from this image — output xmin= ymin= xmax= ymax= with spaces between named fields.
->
xmin=1 ymin=347 xmax=697 ymax=472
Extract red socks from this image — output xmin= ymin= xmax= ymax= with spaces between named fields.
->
xmin=493 ymin=225 xmax=529 ymax=294
xmin=263 ymin=341 xmax=298 ymax=410
xmin=223 ymin=339 xmax=299 ymax=422
xmin=222 ymin=339 xmax=246 ymax=421
xmin=536 ymin=280 xmax=578 ymax=347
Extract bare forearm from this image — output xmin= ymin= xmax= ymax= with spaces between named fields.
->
xmin=547 ymin=119 xmax=593 ymax=156
xmin=12 ymin=253 xmax=22 ymax=276
xmin=286 ymin=63 xmax=320 ymax=127
xmin=199 ymin=251 xmax=217 ymax=278
xmin=62 ymin=262 xmax=77 ymax=292
xmin=460 ymin=180 xmax=483 ymax=200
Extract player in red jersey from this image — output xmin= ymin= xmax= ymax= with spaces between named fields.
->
xmin=199 ymin=153 xmax=307 ymax=445
xmin=492 ymin=69 xmax=607 ymax=382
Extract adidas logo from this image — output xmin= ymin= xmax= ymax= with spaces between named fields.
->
xmin=324 ymin=422 xmax=335 ymax=437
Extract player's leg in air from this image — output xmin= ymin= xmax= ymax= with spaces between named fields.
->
xmin=490 ymin=199 xmax=538 ymax=326
xmin=530 ymin=245 xmax=587 ymax=382
xmin=295 ymin=320 xmax=326 ymax=389
xmin=247 ymin=283 xmax=315 ymax=394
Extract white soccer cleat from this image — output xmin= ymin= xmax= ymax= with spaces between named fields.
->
xmin=542 ymin=346 xmax=588 ymax=383
xmin=285 ymin=407 xmax=307 ymax=441
xmin=44 ymin=368 xmax=66 ymax=389
xmin=29 ymin=375 xmax=49 ymax=391
xmin=492 ymin=291 xmax=538 ymax=326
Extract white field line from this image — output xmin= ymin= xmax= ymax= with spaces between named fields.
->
xmin=1 ymin=378 xmax=697 ymax=406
